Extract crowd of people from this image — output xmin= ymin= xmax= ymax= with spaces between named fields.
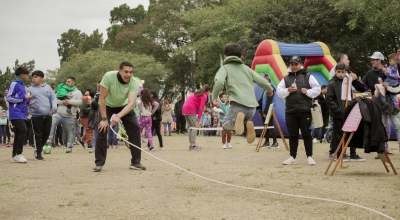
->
xmin=2 ymin=43 xmax=400 ymax=172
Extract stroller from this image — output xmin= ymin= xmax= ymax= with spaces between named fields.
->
xmin=323 ymin=123 xmax=334 ymax=143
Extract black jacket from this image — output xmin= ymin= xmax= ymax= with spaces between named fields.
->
xmin=284 ymin=69 xmax=312 ymax=114
xmin=343 ymin=97 xmax=386 ymax=153
xmin=315 ymin=93 xmax=328 ymax=117
xmin=174 ymin=100 xmax=184 ymax=116
xmin=326 ymin=76 xmax=358 ymax=119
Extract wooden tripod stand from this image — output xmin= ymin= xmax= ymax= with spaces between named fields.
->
xmin=255 ymin=104 xmax=289 ymax=152
xmin=325 ymin=103 xmax=397 ymax=176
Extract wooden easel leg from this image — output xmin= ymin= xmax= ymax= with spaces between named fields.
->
xmin=272 ymin=111 xmax=289 ymax=151
xmin=330 ymin=132 xmax=354 ymax=176
xmin=324 ymin=133 xmax=347 ymax=175
xmin=378 ymin=152 xmax=398 ymax=175
xmin=256 ymin=125 xmax=267 ymax=152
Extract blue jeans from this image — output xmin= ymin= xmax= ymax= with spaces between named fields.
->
xmin=382 ymin=113 xmax=400 ymax=146
xmin=163 ymin=122 xmax=172 ymax=134
xmin=107 ymin=124 xmax=119 ymax=145
xmin=47 ymin=113 xmax=75 ymax=149
xmin=222 ymin=102 xmax=256 ymax=130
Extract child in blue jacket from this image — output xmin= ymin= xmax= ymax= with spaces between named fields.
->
xmin=6 ymin=67 xmax=32 ymax=163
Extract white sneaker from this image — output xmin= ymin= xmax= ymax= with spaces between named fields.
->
xmin=222 ymin=144 xmax=227 ymax=149
xmin=11 ymin=154 xmax=27 ymax=163
xmin=307 ymin=156 xmax=316 ymax=165
xmin=227 ymin=143 xmax=233 ymax=149
xmin=283 ymin=156 xmax=296 ymax=165
xmin=312 ymin=138 xmax=317 ymax=144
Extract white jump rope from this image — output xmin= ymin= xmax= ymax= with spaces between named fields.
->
xmin=109 ymin=114 xmax=395 ymax=220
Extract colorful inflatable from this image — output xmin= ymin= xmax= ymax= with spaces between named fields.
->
xmin=251 ymin=39 xmax=336 ymax=136
xmin=251 ymin=39 xmax=400 ymax=139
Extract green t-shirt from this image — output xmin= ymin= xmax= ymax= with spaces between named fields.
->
xmin=100 ymin=71 xmax=139 ymax=107
xmin=133 ymin=98 xmax=139 ymax=116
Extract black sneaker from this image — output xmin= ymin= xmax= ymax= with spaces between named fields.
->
xmin=149 ymin=146 xmax=155 ymax=151
xmin=93 ymin=165 xmax=103 ymax=172
xmin=261 ymin=142 xmax=269 ymax=148
xmin=35 ymin=154 xmax=45 ymax=161
xmin=350 ymin=154 xmax=366 ymax=162
xmin=87 ymin=145 xmax=93 ymax=149
xmin=129 ymin=163 xmax=146 ymax=170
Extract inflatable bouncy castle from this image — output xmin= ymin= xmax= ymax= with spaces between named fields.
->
xmin=251 ymin=39 xmax=336 ymax=135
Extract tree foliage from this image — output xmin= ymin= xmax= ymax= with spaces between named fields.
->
xmin=56 ymin=49 xmax=169 ymax=92
xmin=57 ymin=29 xmax=103 ymax=64
xmin=0 ymin=59 xmax=35 ymax=91
xmin=104 ymin=4 xmax=147 ymax=50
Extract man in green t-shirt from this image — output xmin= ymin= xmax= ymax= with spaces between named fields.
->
xmin=93 ymin=61 xmax=145 ymax=172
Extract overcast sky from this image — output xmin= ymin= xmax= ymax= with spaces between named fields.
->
xmin=0 ymin=0 xmax=149 ymax=73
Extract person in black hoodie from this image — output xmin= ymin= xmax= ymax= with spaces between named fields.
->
xmin=351 ymin=51 xmax=398 ymax=155
xmin=174 ymin=96 xmax=186 ymax=134
xmin=326 ymin=63 xmax=365 ymax=161
xmin=312 ymin=85 xmax=328 ymax=143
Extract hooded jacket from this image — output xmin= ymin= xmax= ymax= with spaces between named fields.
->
xmin=27 ymin=82 xmax=57 ymax=117
xmin=56 ymin=87 xmax=83 ymax=117
xmin=212 ymin=56 xmax=272 ymax=107
xmin=6 ymin=78 xmax=30 ymax=120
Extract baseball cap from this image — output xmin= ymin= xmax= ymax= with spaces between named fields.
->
xmin=368 ymin=52 xmax=385 ymax=60
xmin=289 ymin=56 xmax=302 ymax=64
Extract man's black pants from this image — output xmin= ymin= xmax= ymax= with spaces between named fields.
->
xmin=176 ymin=115 xmax=186 ymax=132
xmin=285 ymin=113 xmax=313 ymax=159
xmin=31 ymin=116 xmax=52 ymax=153
xmin=11 ymin=120 xmax=28 ymax=157
xmin=95 ymin=107 xmax=141 ymax=166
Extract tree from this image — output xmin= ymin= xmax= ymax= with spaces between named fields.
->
xmin=181 ymin=0 xmax=272 ymax=85
xmin=243 ymin=0 xmax=392 ymax=76
xmin=56 ymin=49 xmax=169 ymax=93
xmin=57 ymin=29 xmax=103 ymax=64
xmin=104 ymin=4 xmax=147 ymax=50
xmin=329 ymin=0 xmax=400 ymax=58
xmin=0 ymin=59 xmax=35 ymax=91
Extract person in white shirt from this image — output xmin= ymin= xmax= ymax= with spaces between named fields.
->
xmin=277 ymin=56 xmax=321 ymax=166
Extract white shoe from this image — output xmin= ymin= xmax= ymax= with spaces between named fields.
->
xmin=11 ymin=154 xmax=27 ymax=163
xmin=312 ymin=138 xmax=317 ymax=144
xmin=227 ymin=143 xmax=233 ymax=149
xmin=307 ymin=156 xmax=316 ymax=165
xmin=222 ymin=144 xmax=227 ymax=149
xmin=283 ymin=156 xmax=296 ymax=165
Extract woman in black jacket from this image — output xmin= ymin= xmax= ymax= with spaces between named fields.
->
xmin=147 ymin=90 xmax=163 ymax=149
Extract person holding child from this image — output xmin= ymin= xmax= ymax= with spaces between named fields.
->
xmin=375 ymin=53 xmax=400 ymax=114
xmin=351 ymin=51 xmax=398 ymax=155
xmin=55 ymin=81 xmax=75 ymax=114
